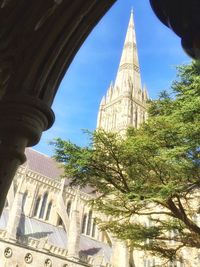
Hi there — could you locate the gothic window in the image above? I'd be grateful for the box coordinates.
[33,196,41,217]
[92,219,96,238]
[81,214,87,234]
[45,201,52,221]
[22,191,28,213]
[86,210,92,235]
[39,192,48,219]
[57,216,63,226]
[66,201,71,217]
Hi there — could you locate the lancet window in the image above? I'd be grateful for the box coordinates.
[33,196,41,217]
[22,191,28,213]
[45,201,52,221]
[66,201,71,217]
[81,214,87,234]
[39,192,48,219]
[86,210,92,235]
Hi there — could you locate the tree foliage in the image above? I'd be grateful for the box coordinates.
[52,61,200,264]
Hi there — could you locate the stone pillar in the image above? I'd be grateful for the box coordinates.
[111,239,129,267]
[6,174,24,239]
[0,96,54,216]
[67,190,81,259]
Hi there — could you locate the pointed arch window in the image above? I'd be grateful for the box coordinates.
[66,201,71,217]
[57,216,63,226]
[86,211,92,235]
[39,192,48,219]
[22,191,28,213]
[92,219,96,238]
[45,201,52,221]
[33,196,41,217]
[81,214,87,234]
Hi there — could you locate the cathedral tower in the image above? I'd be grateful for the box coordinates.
[97,10,148,134]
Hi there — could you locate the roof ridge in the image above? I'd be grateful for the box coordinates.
[26,147,53,159]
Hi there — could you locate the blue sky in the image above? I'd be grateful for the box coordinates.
[35,0,191,155]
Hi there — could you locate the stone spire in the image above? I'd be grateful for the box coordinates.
[97,10,148,133]
[115,9,142,95]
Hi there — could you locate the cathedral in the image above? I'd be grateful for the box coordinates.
[0,10,142,267]
[0,10,197,267]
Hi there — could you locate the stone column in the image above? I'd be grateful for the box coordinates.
[6,172,24,239]
[111,239,129,267]
[0,96,54,215]
[67,190,81,259]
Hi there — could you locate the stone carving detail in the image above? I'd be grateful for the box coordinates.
[124,42,136,50]
[24,253,33,264]
[4,247,12,258]
[45,258,52,267]
[119,63,140,73]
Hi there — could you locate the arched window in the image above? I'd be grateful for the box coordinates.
[66,201,71,217]
[22,191,28,213]
[33,196,41,217]
[86,211,92,235]
[45,201,52,221]
[92,219,96,238]
[57,216,63,226]
[81,214,87,234]
[39,192,48,219]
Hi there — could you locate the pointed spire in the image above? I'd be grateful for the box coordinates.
[115,9,142,94]
[96,10,148,133]
[143,84,149,100]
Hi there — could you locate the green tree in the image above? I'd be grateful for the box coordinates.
[52,61,200,265]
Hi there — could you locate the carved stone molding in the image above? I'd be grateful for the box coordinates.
[24,253,33,264]
[4,247,12,258]
[45,258,52,267]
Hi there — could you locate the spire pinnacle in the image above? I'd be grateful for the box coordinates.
[131,7,134,15]
[114,9,141,91]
